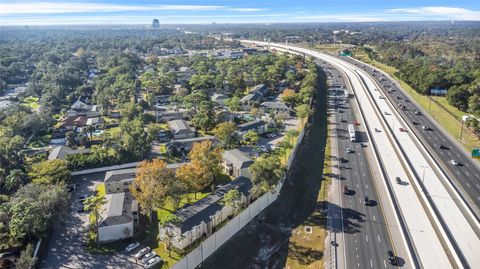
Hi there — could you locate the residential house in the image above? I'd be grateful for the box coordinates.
[58,115,87,131]
[240,92,263,111]
[210,93,228,105]
[98,192,138,243]
[48,146,90,160]
[159,177,252,250]
[156,108,192,122]
[175,66,196,84]
[222,149,253,178]
[237,120,268,136]
[168,119,195,140]
[86,117,104,126]
[250,84,269,96]
[277,79,289,92]
[260,101,293,119]
[104,163,184,194]
[167,136,217,154]
[215,108,235,123]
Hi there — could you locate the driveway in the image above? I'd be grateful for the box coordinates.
[40,172,143,269]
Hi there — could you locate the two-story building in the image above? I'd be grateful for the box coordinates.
[98,192,139,243]
[222,149,253,178]
[168,119,196,140]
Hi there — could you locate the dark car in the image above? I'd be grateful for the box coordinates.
[395,177,401,184]
[439,144,448,150]
[343,186,349,195]
[364,196,369,205]
[387,250,397,265]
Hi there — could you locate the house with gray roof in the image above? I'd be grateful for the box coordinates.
[210,93,228,105]
[104,163,185,194]
[48,146,90,160]
[98,192,138,243]
[260,101,293,119]
[167,135,217,153]
[236,120,268,136]
[159,177,252,250]
[168,119,195,140]
[240,92,263,111]
[222,149,253,178]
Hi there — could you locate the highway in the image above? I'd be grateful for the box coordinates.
[241,40,480,268]
[325,66,398,269]
[344,57,480,220]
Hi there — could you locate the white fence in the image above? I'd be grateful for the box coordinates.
[171,183,282,269]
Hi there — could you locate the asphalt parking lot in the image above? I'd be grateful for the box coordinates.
[40,172,143,269]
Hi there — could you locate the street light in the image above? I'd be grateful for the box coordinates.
[420,165,429,191]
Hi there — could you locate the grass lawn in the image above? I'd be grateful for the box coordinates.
[353,49,479,151]
[28,134,51,148]
[22,96,39,110]
[284,113,332,269]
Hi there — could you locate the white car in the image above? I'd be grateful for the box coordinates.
[125,242,140,253]
[450,160,459,166]
[134,247,151,259]
[141,252,156,264]
[144,256,163,269]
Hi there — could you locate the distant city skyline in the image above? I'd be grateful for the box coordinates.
[1,0,479,25]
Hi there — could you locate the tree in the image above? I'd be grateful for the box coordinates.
[295,104,312,124]
[222,189,242,215]
[15,244,37,269]
[446,84,471,111]
[65,131,76,146]
[281,88,298,105]
[225,96,241,114]
[249,155,285,192]
[158,214,181,258]
[191,101,216,132]
[243,130,260,146]
[277,139,293,163]
[29,159,71,185]
[176,141,222,197]
[129,159,176,218]
[4,169,28,193]
[83,195,107,244]
[213,122,237,149]
[85,125,95,141]
[118,118,151,160]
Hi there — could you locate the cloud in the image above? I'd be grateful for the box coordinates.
[0,2,264,15]
[388,6,480,20]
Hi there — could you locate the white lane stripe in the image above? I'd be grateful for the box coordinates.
[378,235,381,242]
[366,234,368,242]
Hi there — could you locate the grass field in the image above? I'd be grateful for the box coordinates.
[22,96,39,110]
[353,49,479,151]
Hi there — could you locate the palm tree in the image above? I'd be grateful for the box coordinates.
[83,195,107,245]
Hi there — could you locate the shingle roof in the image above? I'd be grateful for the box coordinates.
[168,119,194,134]
[175,177,252,233]
[223,149,253,169]
[48,146,90,160]
[100,192,136,227]
[237,120,266,132]
[104,163,187,183]
[240,92,263,103]
[260,101,290,110]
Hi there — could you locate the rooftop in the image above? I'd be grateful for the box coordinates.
[100,192,137,227]
[223,149,253,169]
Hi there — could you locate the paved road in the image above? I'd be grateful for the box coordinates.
[40,172,142,269]
[345,58,480,220]
[326,67,397,269]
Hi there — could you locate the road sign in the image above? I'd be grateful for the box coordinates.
[472,148,480,158]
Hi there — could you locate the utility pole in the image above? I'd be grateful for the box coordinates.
[459,119,464,142]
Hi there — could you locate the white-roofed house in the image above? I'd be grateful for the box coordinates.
[98,192,138,243]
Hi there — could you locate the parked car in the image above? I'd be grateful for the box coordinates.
[135,247,151,259]
[387,250,397,265]
[141,252,156,264]
[450,159,459,166]
[125,242,140,253]
[144,256,163,269]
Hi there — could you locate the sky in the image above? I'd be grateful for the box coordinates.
[0,0,479,25]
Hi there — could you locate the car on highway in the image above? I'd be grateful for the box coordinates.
[364,196,370,205]
[450,159,460,166]
[343,186,349,195]
[438,144,448,150]
[412,121,418,125]
[422,125,430,130]
[414,110,421,115]
[379,96,386,99]
[135,247,151,259]
[144,256,163,269]
[395,177,401,184]
[387,250,397,265]
[141,252,157,264]
[383,111,389,115]
[125,242,140,253]
[399,127,407,132]
[346,148,353,153]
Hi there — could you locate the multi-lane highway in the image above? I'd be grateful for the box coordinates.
[241,40,480,268]
[326,66,397,269]
[344,57,480,219]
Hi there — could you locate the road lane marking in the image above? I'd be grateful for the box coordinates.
[466,183,471,188]
[366,234,368,242]
[370,259,373,268]
[373,215,376,221]
[366,184,369,189]
[384,260,387,268]
[378,235,381,242]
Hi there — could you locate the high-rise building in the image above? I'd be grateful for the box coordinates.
[152,19,160,29]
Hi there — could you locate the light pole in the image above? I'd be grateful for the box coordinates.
[459,119,464,142]
[421,165,429,191]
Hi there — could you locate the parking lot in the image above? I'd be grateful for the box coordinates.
[40,172,143,269]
